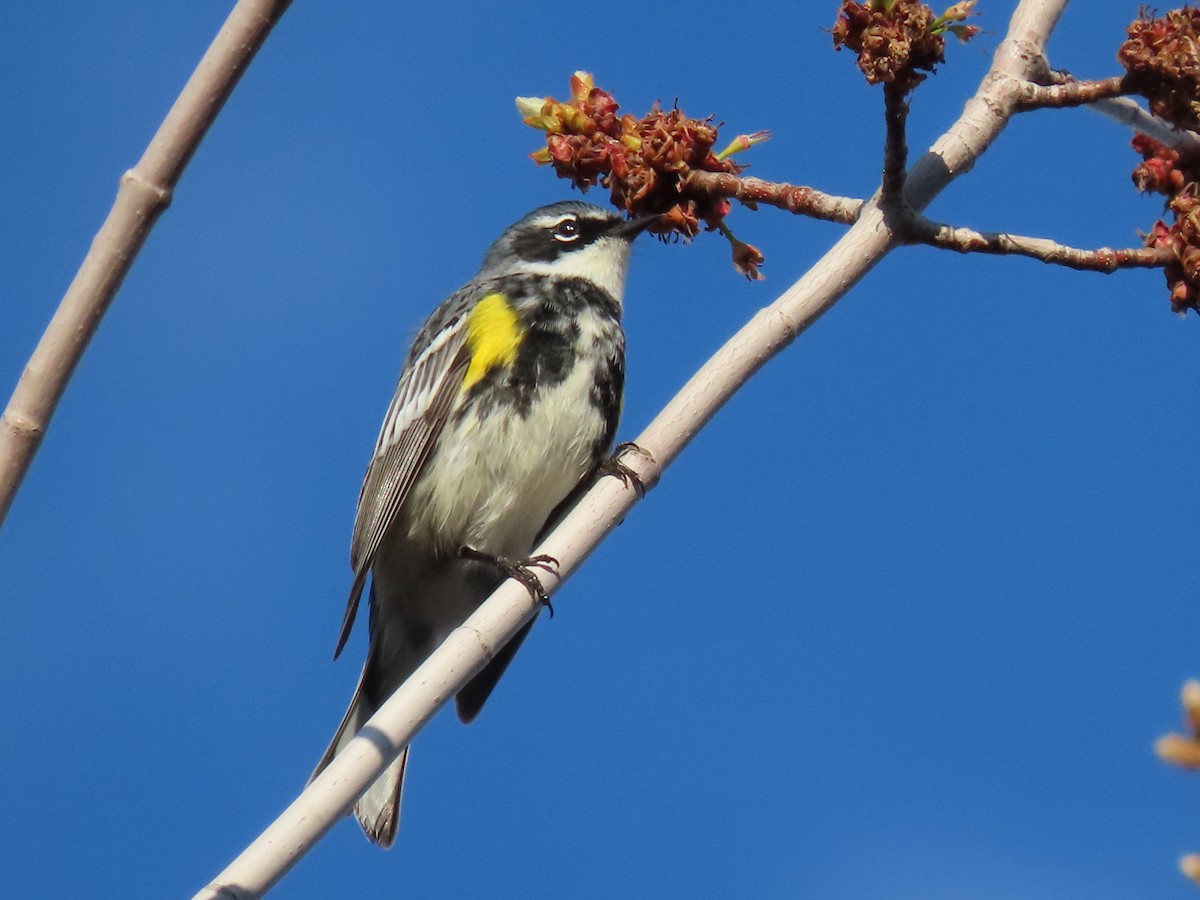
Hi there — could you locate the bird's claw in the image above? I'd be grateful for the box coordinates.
[598,441,652,498]
[460,547,560,617]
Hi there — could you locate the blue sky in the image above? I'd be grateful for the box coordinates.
[3,2,1200,897]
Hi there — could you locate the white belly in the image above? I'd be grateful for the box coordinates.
[404,359,605,558]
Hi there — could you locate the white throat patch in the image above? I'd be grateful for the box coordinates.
[521,237,631,304]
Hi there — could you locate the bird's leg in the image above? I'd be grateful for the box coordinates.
[596,441,653,498]
[459,546,560,617]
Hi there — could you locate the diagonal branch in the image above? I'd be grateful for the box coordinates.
[194,2,1071,896]
[0,0,293,529]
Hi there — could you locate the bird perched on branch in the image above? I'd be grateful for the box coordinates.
[312,201,654,847]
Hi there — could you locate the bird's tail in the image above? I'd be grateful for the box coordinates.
[310,672,408,849]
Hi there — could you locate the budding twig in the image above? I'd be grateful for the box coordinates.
[1015,75,1129,110]
[682,171,863,225]
[904,214,1173,272]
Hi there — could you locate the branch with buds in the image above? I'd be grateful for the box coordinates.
[901,216,1174,271]
[515,73,772,277]
[516,3,1200,315]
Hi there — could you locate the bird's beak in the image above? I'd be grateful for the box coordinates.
[611,214,660,239]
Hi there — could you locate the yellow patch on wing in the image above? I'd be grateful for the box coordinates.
[463,293,525,391]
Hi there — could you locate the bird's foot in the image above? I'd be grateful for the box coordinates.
[597,441,653,498]
[459,547,560,617]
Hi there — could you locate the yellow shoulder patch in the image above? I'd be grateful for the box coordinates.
[462,292,525,391]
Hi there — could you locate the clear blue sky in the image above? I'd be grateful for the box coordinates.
[3,3,1199,897]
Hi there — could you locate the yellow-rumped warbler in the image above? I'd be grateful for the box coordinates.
[312,201,653,847]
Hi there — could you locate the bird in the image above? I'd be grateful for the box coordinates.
[311,200,654,847]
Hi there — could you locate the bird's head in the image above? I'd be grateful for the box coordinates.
[478,201,656,304]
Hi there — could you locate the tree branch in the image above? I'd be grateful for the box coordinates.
[1029,67,1200,157]
[0,0,292,528]
[882,83,910,203]
[682,171,863,224]
[194,2,1071,896]
[1087,95,1200,159]
[904,214,1171,272]
[1015,75,1128,110]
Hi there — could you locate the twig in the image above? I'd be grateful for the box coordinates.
[905,215,1171,272]
[682,171,863,224]
[1088,95,1200,159]
[0,0,293,528]
[882,83,910,203]
[1015,75,1128,110]
[1035,68,1200,157]
[193,2,1071,897]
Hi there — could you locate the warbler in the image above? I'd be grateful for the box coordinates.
[312,200,654,847]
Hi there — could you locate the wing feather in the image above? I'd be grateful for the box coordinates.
[333,300,475,658]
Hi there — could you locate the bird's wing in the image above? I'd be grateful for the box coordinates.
[333,290,478,658]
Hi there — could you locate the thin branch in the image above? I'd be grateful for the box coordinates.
[682,171,863,224]
[1035,67,1200,156]
[1088,95,1200,158]
[905,214,1171,271]
[194,2,1071,897]
[0,0,293,528]
[882,83,911,203]
[1015,75,1128,110]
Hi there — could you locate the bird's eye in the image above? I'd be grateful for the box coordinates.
[551,217,580,242]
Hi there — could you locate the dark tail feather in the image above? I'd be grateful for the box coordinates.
[354,744,407,848]
[455,619,536,724]
[311,671,408,848]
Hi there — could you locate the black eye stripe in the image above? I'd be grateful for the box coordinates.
[550,215,612,251]
[507,214,621,262]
